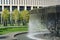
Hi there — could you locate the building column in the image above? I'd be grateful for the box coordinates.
[1,0,4,24]
[18,6,19,11]
[10,0,12,25]
[37,6,39,8]
[25,6,26,10]
[18,0,19,11]
[31,6,33,10]
[2,0,4,11]
[10,0,12,13]
[25,0,27,10]
[2,6,4,11]
[10,6,12,13]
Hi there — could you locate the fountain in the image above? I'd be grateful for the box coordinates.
[28,5,60,40]
[15,5,60,40]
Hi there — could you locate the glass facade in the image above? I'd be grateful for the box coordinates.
[12,0,14,4]
[4,0,10,4]
[12,6,17,11]
[19,0,24,5]
[39,7,42,8]
[0,0,43,11]
[12,0,18,4]
[19,6,24,11]
[27,6,31,11]
[4,6,10,11]
[33,6,37,9]
[0,0,2,4]
[0,6,2,11]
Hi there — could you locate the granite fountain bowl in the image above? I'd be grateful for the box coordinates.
[28,5,60,40]
[15,5,60,40]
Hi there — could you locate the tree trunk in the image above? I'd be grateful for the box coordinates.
[17,20,20,26]
[22,20,26,25]
[3,20,7,26]
[15,20,17,26]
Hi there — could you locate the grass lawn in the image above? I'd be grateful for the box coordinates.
[0,26,28,35]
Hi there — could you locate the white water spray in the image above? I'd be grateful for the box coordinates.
[28,14,50,40]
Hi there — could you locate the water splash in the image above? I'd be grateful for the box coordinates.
[28,14,50,40]
[28,5,60,40]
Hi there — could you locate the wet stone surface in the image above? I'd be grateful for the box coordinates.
[15,33,60,40]
[16,33,34,40]
[34,33,60,40]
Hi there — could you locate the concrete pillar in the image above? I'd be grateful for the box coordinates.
[31,6,33,10]
[25,0,27,10]
[2,0,4,11]
[25,6,26,10]
[2,6,4,11]
[10,0,12,13]
[10,6,12,13]
[13,0,14,5]
[18,0,19,11]
[18,6,19,11]
[37,6,39,8]
[1,0,4,24]
[10,0,12,25]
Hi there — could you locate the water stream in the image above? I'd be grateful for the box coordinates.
[28,6,60,40]
[28,14,50,40]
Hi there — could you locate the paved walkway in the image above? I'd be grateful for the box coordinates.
[0,32,26,40]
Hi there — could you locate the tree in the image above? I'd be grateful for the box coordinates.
[12,9,20,26]
[20,10,29,25]
[2,8,10,26]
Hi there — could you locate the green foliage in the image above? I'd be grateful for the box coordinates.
[20,10,30,22]
[1,9,30,26]
[12,9,20,20]
[2,8,9,21]
[1,8,10,26]
[12,9,20,25]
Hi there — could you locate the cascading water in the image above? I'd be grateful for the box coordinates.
[27,1,60,40]
[28,5,60,40]
[29,14,48,33]
[28,13,50,40]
